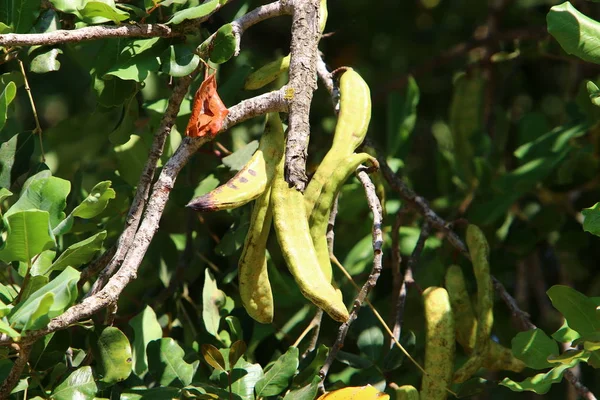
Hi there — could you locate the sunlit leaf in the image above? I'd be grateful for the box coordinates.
[92,326,133,384]
[129,305,163,376]
[255,347,299,397]
[511,329,558,369]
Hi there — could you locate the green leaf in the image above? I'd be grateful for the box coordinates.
[161,44,200,77]
[6,173,71,228]
[582,203,600,237]
[255,347,299,397]
[8,267,80,330]
[383,330,416,371]
[129,305,163,376]
[283,375,320,400]
[511,329,559,369]
[202,269,226,338]
[121,387,182,400]
[0,133,34,189]
[386,76,419,158]
[78,0,130,24]
[0,210,55,263]
[44,231,106,274]
[17,274,48,300]
[94,76,138,107]
[52,366,98,400]
[10,0,42,33]
[209,24,236,64]
[168,0,219,25]
[547,285,600,337]
[547,2,600,64]
[293,344,328,386]
[222,140,259,171]
[92,326,133,384]
[217,357,263,400]
[0,81,17,131]
[357,324,385,362]
[547,349,589,365]
[201,344,226,371]
[72,181,116,219]
[147,338,197,387]
[343,233,374,275]
[109,96,139,145]
[499,364,573,394]
[105,38,163,82]
[30,48,63,74]
[0,318,20,340]
[335,351,373,369]
[113,134,151,186]
[552,320,580,343]
[0,188,13,203]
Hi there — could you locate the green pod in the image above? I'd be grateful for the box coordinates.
[395,385,419,400]
[308,153,377,282]
[319,0,328,33]
[238,186,274,324]
[304,68,371,214]
[420,287,455,400]
[445,265,525,374]
[272,150,349,323]
[187,113,284,212]
[244,54,291,91]
[451,225,493,383]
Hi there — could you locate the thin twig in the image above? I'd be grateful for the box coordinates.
[231,1,291,56]
[284,0,321,191]
[389,207,405,346]
[17,59,44,161]
[0,24,178,46]
[393,223,430,346]
[318,168,383,387]
[0,344,32,399]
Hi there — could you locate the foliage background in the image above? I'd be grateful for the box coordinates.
[2,0,600,398]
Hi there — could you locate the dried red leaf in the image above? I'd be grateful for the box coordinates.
[185,66,229,138]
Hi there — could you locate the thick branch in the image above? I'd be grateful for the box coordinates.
[0,24,177,47]
[319,169,383,384]
[0,344,32,399]
[285,0,320,191]
[231,0,291,55]
[16,89,287,344]
[83,73,197,294]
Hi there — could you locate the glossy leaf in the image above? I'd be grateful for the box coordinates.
[202,269,226,338]
[582,202,600,237]
[105,38,164,82]
[129,305,163,376]
[44,231,106,274]
[511,329,558,369]
[547,285,600,336]
[92,326,133,384]
[78,0,130,24]
[28,250,55,277]
[218,357,263,400]
[255,347,299,397]
[30,48,63,73]
[201,344,226,371]
[386,75,419,158]
[209,24,236,64]
[283,376,320,400]
[0,210,55,263]
[162,44,200,77]
[0,133,34,189]
[72,181,116,219]
[547,2,600,64]
[0,81,17,131]
[6,172,70,228]
[500,364,573,394]
[52,366,98,400]
[229,340,247,368]
[8,267,79,330]
[357,324,385,362]
[168,0,219,25]
[147,338,196,387]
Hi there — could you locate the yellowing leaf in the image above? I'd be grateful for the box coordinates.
[317,385,390,400]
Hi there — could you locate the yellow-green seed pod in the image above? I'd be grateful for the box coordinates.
[238,186,274,324]
[244,54,291,91]
[420,287,455,400]
[395,385,419,400]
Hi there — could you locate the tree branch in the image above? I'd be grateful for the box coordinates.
[231,0,291,55]
[0,344,32,399]
[0,24,178,47]
[284,0,321,191]
[15,88,287,345]
[319,168,383,386]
